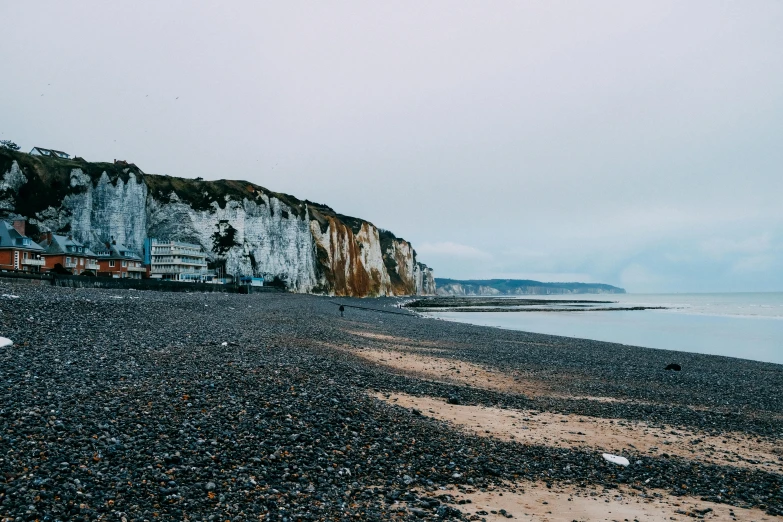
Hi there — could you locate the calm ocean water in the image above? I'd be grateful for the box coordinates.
[428,293,783,365]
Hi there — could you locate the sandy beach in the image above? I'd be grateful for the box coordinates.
[0,284,781,520]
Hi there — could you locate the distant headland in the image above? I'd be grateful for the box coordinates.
[435,278,626,296]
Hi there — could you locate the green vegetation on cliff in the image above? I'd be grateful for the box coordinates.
[0,149,143,224]
[0,148,377,229]
[0,149,434,296]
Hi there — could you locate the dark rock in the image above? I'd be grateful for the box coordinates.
[436,504,463,518]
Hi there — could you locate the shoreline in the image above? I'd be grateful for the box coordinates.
[1,284,781,519]
[414,306,669,312]
[419,305,783,366]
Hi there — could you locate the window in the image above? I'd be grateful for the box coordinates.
[79,258,83,265]
[23,252,28,259]
[109,260,115,267]
[122,260,128,267]
[66,257,71,264]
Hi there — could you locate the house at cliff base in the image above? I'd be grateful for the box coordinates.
[0,218,46,272]
[37,233,100,275]
[94,240,145,279]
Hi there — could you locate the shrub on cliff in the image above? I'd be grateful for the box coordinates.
[211,221,240,255]
[267,276,287,290]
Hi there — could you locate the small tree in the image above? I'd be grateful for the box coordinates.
[52,263,72,275]
[211,221,240,256]
[0,140,20,151]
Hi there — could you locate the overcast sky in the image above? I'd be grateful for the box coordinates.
[2,1,782,292]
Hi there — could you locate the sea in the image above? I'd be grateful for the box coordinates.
[427,292,783,365]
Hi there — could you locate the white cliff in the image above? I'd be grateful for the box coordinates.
[59,170,149,250]
[0,154,435,296]
[147,192,319,292]
[414,263,436,296]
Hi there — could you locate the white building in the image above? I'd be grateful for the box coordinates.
[29,147,71,159]
[146,239,214,282]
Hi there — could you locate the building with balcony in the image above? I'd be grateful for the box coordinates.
[144,239,214,282]
[0,218,46,272]
[37,233,100,275]
[94,240,145,279]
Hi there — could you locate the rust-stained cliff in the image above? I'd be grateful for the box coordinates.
[0,149,435,296]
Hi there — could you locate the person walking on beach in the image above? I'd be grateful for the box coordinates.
[339,305,345,317]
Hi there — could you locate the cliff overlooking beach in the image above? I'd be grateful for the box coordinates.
[0,149,434,296]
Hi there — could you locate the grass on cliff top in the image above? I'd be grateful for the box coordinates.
[1,149,144,183]
[144,174,283,213]
[0,148,407,246]
[0,149,146,221]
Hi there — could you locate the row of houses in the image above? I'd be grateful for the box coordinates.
[0,218,146,278]
[6,146,261,284]
[0,217,237,283]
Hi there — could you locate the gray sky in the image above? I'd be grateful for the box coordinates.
[3,1,782,292]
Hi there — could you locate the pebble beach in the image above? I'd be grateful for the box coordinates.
[1,284,781,521]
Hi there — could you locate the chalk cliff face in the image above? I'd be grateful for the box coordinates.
[0,150,434,296]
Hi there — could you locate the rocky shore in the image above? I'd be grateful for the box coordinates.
[0,284,781,521]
